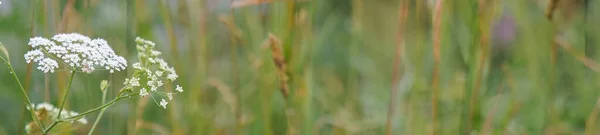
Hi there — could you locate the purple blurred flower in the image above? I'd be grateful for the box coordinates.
[491,12,517,51]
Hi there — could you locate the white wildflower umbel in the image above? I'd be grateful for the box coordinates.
[24,33,127,73]
[125,37,183,109]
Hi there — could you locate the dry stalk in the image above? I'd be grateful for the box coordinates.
[431,0,444,134]
[266,34,289,99]
[585,98,600,135]
[555,39,600,73]
[545,0,560,20]
[231,0,310,8]
[481,81,505,135]
[208,78,239,114]
[385,0,408,134]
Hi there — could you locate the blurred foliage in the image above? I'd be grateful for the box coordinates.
[0,0,599,134]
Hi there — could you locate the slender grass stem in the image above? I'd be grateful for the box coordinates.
[88,86,109,135]
[431,0,444,134]
[55,71,76,122]
[0,57,44,134]
[585,98,600,135]
[43,70,76,135]
[385,0,407,134]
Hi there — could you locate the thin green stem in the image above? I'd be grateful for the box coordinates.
[88,87,109,135]
[43,92,139,133]
[42,120,61,134]
[55,71,76,120]
[0,57,44,134]
[43,70,76,135]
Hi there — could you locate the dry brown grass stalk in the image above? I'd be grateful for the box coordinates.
[545,0,560,20]
[218,15,248,45]
[481,80,505,135]
[385,0,408,134]
[585,98,600,135]
[431,0,444,134]
[466,0,493,133]
[208,78,239,114]
[231,0,310,8]
[555,39,600,73]
[266,34,289,99]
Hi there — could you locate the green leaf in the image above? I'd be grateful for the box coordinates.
[0,42,9,62]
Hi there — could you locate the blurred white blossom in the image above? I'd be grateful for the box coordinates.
[25,102,87,134]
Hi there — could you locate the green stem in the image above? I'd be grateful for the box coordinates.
[43,92,139,134]
[88,87,109,135]
[43,70,75,135]
[55,71,76,121]
[0,57,44,134]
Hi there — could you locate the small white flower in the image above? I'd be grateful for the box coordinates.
[156,59,168,69]
[130,77,140,87]
[48,46,67,56]
[148,58,156,64]
[37,58,59,73]
[140,88,148,97]
[133,62,143,69]
[167,73,178,82]
[167,93,173,100]
[156,80,163,87]
[77,117,88,124]
[81,63,95,74]
[24,49,44,63]
[25,125,31,134]
[176,85,183,93]
[123,78,130,85]
[159,99,168,109]
[147,80,155,87]
[151,50,162,56]
[28,37,55,48]
[155,71,163,76]
[36,102,55,111]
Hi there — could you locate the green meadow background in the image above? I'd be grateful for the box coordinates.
[1,0,600,134]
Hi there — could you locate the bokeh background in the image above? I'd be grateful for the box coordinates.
[1,0,600,134]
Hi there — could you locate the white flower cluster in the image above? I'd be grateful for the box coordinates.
[123,37,183,109]
[24,33,127,73]
[25,103,88,134]
[27,103,88,124]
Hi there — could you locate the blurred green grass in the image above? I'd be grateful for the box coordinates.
[0,0,599,134]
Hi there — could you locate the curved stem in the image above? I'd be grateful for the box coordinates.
[0,57,44,133]
[56,71,76,120]
[43,92,139,133]
[43,71,75,135]
[88,87,109,135]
